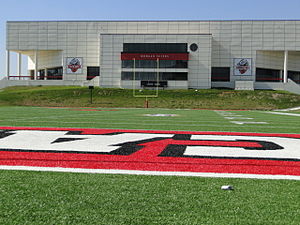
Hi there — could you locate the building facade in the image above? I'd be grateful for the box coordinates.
[4,20,300,91]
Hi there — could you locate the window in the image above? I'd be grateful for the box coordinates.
[122,60,188,68]
[256,68,281,82]
[288,71,300,84]
[121,72,188,81]
[160,72,188,80]
[211,67,230,82]
[159,60,188,68]
[122,60,134,68]
[87,67,100,80]
[47,67,63,80]
[30,70,34,80]
[123,43,188,53]
[38,70,45,80]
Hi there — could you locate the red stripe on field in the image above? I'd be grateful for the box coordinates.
[0,150,299,176]
[0,127,300,177]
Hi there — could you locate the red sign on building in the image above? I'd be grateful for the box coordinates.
[121,53,189,60]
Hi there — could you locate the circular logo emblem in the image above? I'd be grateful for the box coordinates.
[67,58,82,73]
[190,43,198,52]
[236,59,250,74]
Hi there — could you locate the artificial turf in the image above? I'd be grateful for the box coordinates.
[0,106,299,224]
[0,106,299,133]
[0,170,299,225]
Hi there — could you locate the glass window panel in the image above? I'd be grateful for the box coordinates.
[47,67,63,80]
[123,43,187,53]
[87,67,100,80]
[121,72,133,80]
[122,60,133,68]
[288,70,300,84]
[256,68,281,82]
[159,60,188,68]
[121,72,187,81]
[38,69,45,80]
[211,67,230,82]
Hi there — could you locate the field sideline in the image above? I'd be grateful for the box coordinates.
[0,106,299,224]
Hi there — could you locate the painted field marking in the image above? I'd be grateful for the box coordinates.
[215,110,268,125]
[0,127,299,180]
[0,166,299,180]
[144,114,178,117]
[225,117,253,120]
[231,121,268,125]
[276,106,300,111]
[266,112,300,117]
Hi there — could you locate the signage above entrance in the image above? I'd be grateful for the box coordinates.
[121,53,189,61]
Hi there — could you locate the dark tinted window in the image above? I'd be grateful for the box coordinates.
[47,67,63,80]
[159,60,188,68]
[211,67,230,82]
[87,67,100,80]
[38,69,45,80]
[30,70,34,80]
[288,71,300,84]
[121,72,187,81]
[256,68,281,82]
[122,60,188,68]
[123,43,188,53]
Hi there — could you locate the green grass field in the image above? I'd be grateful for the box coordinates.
[0,106,300,224]
[1,86,300,110]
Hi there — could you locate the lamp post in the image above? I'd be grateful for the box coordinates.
[89,86,94,104]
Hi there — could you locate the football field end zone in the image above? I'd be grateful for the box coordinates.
[0,166,300,180]
[0,126,299,180]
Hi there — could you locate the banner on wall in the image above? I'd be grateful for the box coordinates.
[234,58,252,76]
[66,57,83,74]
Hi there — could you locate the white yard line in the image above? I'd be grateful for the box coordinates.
[275,106,300,112]
[1,166,299,180]
[215,110,269,125]
[266,112,300,117]
[230,121,268,125]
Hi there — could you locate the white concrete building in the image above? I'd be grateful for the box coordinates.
[3,20,300,93]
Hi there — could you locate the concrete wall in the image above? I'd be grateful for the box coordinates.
[100,34,211,89]
[6,20,300,89]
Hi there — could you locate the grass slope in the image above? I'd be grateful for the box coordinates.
[1,86,300,110]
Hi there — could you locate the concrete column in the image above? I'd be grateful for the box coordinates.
[34,50,38,80]
[44,68,47,80]
[6,50,10,78]
[17,53,22,77]
[283,50,288,83]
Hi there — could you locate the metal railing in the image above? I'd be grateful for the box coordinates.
[7,75,63,80]
[7,75,32,80]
